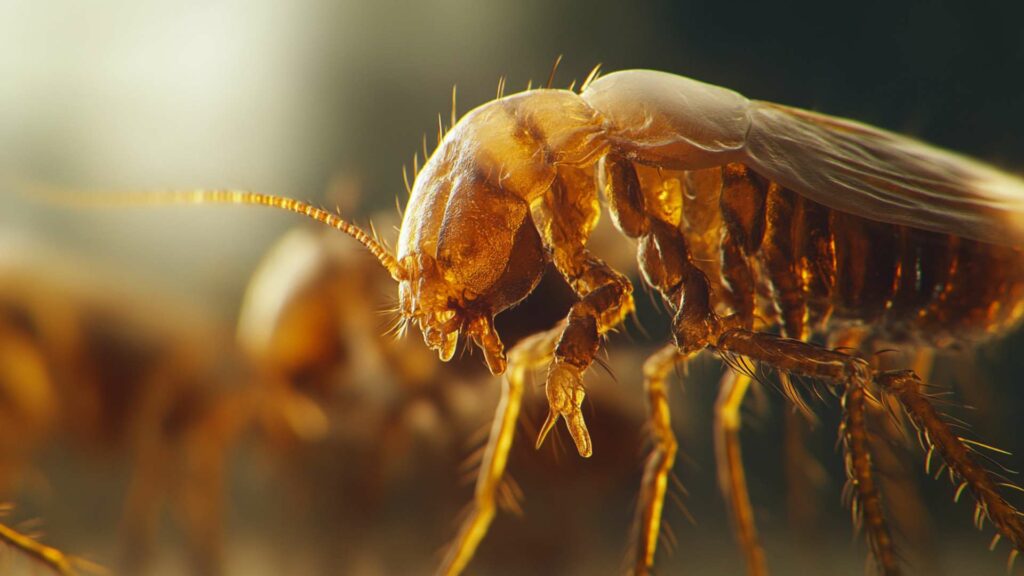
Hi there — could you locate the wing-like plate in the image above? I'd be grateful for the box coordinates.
[742,101,1024,247]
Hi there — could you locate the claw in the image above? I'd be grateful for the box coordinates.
[535,362,593,457]
[536,409,559,450]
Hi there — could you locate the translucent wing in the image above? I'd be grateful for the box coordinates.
[742,101,1024,247]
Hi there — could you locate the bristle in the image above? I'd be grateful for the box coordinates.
[546,54,563,89]
[881,370,1024,556]
[401,165,412,195]
[779,371,814,421]
[580,63,603,93]
[954,481,970,503]
[451,84,458,127]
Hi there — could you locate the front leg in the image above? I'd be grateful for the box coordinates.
[535,246,634,457]
[530,169,635,458]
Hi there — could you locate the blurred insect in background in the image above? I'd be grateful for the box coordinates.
[237,220,495,574]
[56,65,1024,576]
[0,239,251,576]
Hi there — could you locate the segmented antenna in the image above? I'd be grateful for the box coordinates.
[46,188,405,281]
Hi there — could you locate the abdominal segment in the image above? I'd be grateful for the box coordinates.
[629,162,1024,346]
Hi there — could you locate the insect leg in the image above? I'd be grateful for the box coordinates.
[707,331,901,574]
[711,330,1024,572]
[634,343,689,574]
[715,368,769,576]
[841,376,901,575]
[532,217,634,456]
[440,328,557,576]
[876,370,1024,559]
[866,347,939,573]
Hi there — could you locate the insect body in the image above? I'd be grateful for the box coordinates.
[394,70,1024,575]
[78,68,1024,575]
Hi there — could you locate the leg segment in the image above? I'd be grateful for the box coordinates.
[878,370,1024,553]
[440,328,558,576]
[531,168,636,457]
[715,331,900,574]
[712,330,1024,571]
[867,348,939,573]
[715,369,768,576]
[634,344,687,574]
[842,381,900,575]
[536,248,634,458]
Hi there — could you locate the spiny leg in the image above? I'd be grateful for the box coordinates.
[439,328,558,576]
[711,330,903,571]
[841,379,901,575]
[715,331,901,574]
[867,347,938,573]
[715,330,1024,571]
[715,368,769,576]
[878,370,1024,558]
[634,344,688,574]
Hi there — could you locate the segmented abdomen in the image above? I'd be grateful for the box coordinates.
[636,162,1024,347]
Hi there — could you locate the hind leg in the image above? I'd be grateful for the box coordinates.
[711,329,1024,574]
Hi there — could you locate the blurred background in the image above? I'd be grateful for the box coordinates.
[1,0,1024,574]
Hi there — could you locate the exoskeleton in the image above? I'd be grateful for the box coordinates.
[82,68,1024,575]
